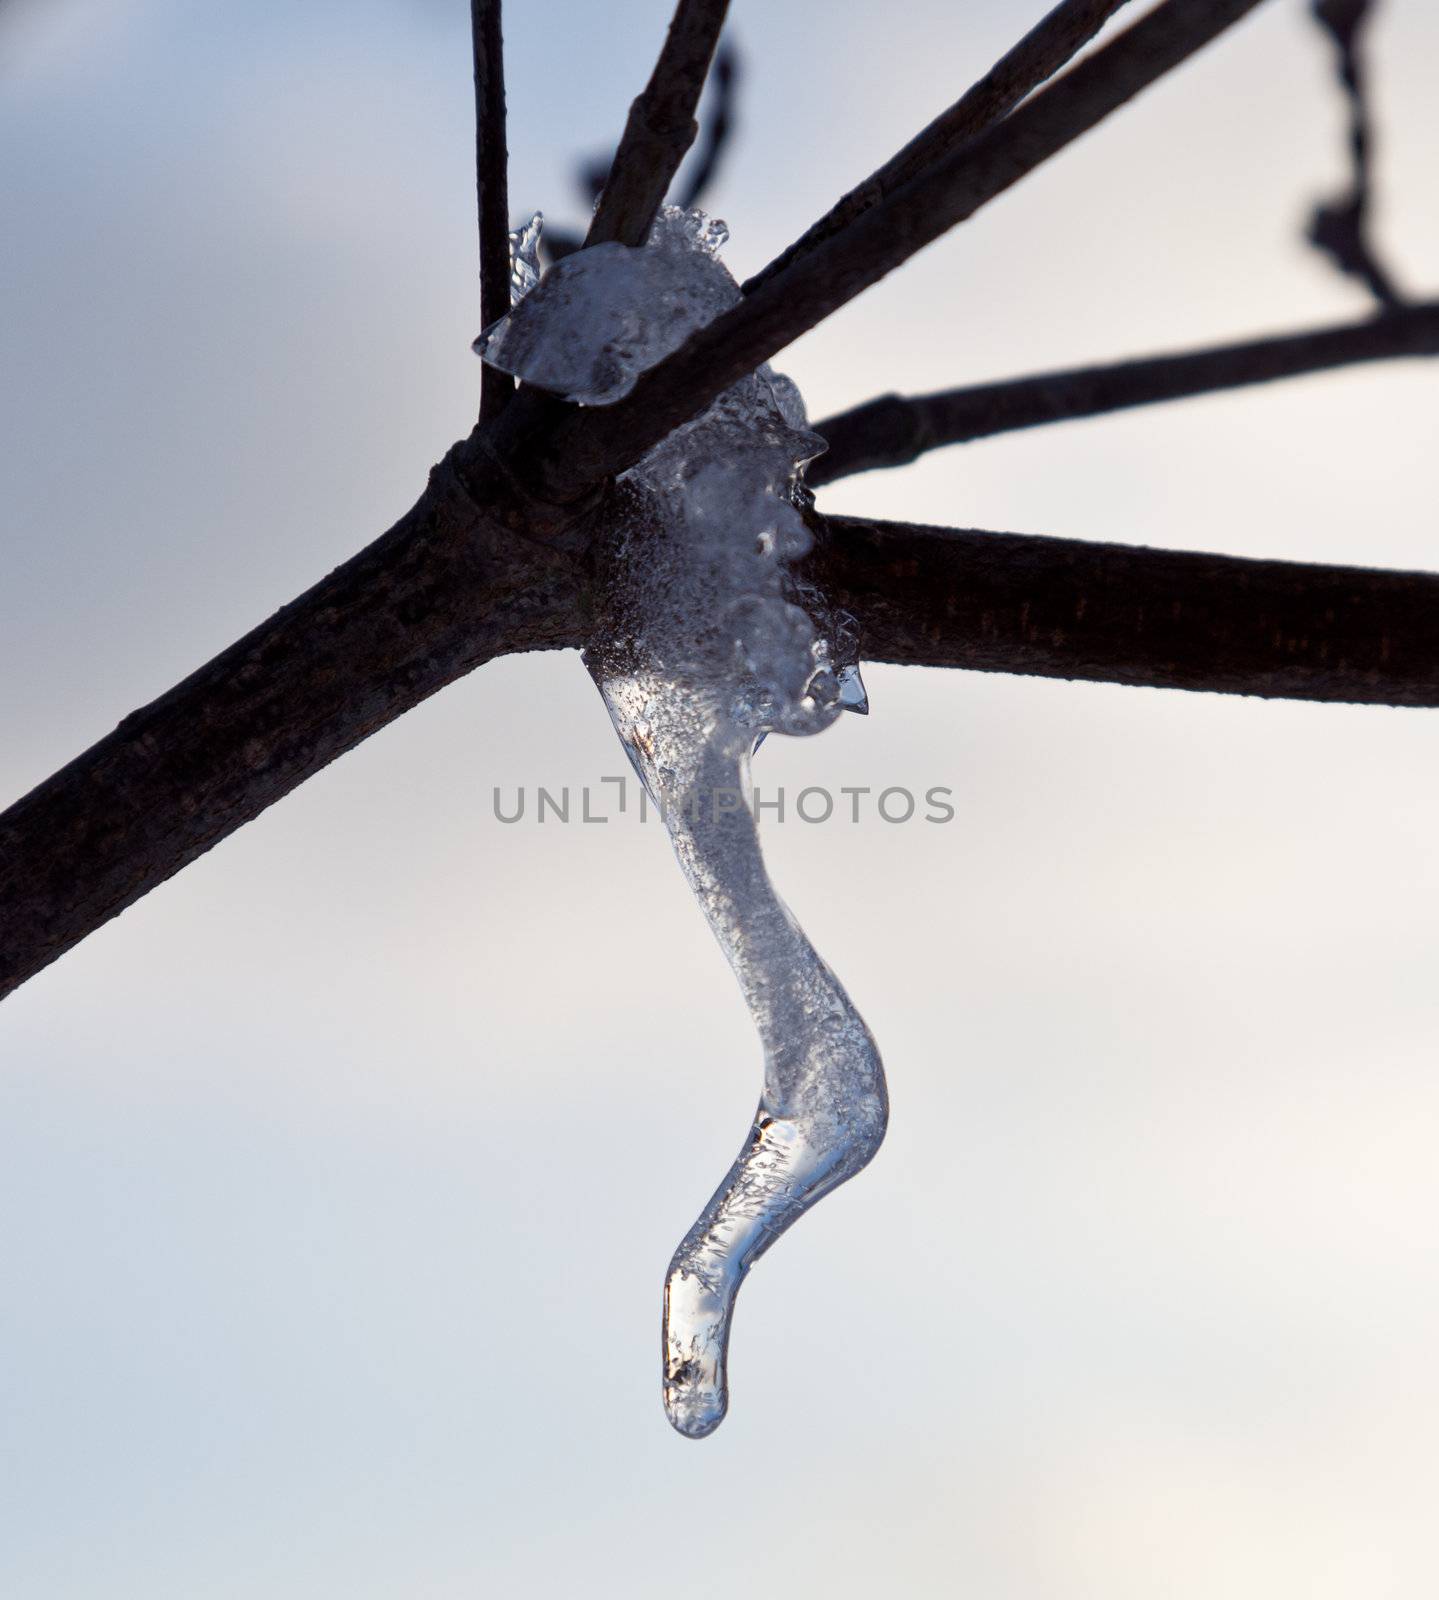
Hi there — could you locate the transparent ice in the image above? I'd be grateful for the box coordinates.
[506,209,543,303]
[475,206,735,405]
[476,208,887,1438]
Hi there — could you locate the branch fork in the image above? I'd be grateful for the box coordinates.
[6,0,1435,1003]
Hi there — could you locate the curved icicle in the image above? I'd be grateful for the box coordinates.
[476,202,887,1436]
[594,671,888,1438]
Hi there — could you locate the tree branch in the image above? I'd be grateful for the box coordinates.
[816,513,1439,705]
[808,301,1439,483]
[0,0,1353,1007]
[524,0,1268,506]
[584,0,730,249]
[1308,0,1404,308]
[10,472,1439,1002]
[746,0,1134,296]
[471,0,514,422]
[675,38,739,211]
[0,454,583,1003]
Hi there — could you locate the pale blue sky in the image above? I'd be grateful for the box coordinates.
[4,3,1439,1596]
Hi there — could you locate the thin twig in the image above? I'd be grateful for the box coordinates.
[11,0,1395,1009]
[517,0,1268,504]
[748,0,1133,295]
[545,28,738,266]
[1308,0,1404,307]
[808,301,1439,483]
[816,513,1439,705]
[585,0,730,249]
[676,38,739,210]
[471,0,513,421]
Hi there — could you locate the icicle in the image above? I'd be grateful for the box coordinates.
[477,208,886,1438]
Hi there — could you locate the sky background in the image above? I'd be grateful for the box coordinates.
[3,1,1439,1595]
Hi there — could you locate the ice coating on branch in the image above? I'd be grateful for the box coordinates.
[481,208,885,1439]
[475,207,735,406]
[507,211,543,304]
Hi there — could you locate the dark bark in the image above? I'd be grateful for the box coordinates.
[809,302,1439,483]
[1308,0,1403,307]
[10,477,1439,1002]
[526,0,1267,507]
[8,0,1421,1009]
[675,39,739,211]
[471,0,514,421]
[818,513,1439,705]
[746,0,1134,296]
[584,0,730,249]
[0,449,583,1002]
[536,17,736,265]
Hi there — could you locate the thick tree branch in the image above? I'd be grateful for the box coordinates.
[808,301,1439,482]
[523,0,1267,506]
[0,0,1373,1008]
[0,455,583,1002]
[471,0,513,421]
[747,0,1133,296]
[10,473,1439,1001]
[817,513,1439,705]
[584,0,730,249]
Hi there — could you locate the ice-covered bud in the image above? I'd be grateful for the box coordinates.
[483,202,855,742]
[474,208,736,407]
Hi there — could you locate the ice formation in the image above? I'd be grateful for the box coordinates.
[476,209,887,1438]
[506,209,543,303]
[476,206,734,405]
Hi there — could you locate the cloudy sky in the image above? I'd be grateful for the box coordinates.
[3,2,1439,1595]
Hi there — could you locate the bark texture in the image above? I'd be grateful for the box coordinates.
[809,303,1439,482]
[0,448,583,1001]
[527,0,1267,506]
[819,514,1439,704]
[584,0,730,249]
[472,0,515,420]
[746,0,1133,295]
[10,0,1433,1010]
[10,485,1439,1003]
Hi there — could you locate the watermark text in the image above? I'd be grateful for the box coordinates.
[491,777,955,826]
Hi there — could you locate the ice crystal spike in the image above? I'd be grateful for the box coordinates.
[838,662,869,714]
[491,206,885,1437]
[508,211,543,303]
[470,213,543,364]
